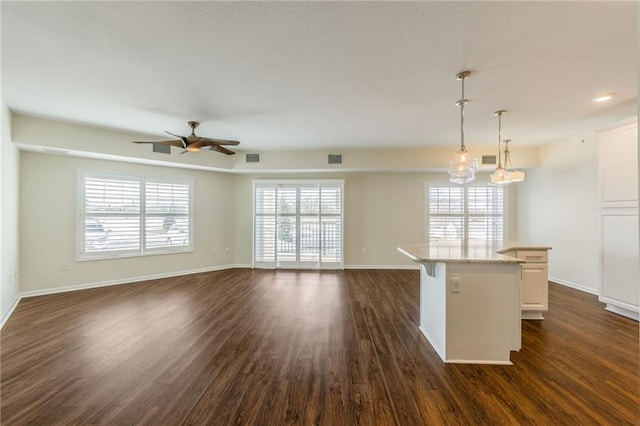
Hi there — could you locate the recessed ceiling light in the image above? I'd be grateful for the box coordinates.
[592,93,614,103]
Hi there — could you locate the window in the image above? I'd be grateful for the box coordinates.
[79,172,192,259]
[253,180,343,269]
[426,185,505,242]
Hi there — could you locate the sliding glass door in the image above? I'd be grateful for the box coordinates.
[253,180,343,269]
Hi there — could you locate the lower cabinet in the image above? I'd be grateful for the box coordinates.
[521,263,549,311]
[504,249,550,320]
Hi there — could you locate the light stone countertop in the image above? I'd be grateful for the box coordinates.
[397,241,552,264]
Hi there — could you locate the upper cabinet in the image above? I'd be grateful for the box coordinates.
[597,118,638,208]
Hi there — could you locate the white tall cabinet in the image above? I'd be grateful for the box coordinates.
[597,118,639,321]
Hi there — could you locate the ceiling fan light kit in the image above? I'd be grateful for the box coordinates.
[133,121,240,155]
[447,70,525,185]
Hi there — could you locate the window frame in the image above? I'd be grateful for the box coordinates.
[77,171,194,261]
[252,179,344,269]
[424,182,508,243]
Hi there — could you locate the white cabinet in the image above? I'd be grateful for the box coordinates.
[598,119,638,208]
[503,249,550,319]
[521,263,549,312]
[517,250,549,319]
[597,118,639,321]
[599,212,639,319]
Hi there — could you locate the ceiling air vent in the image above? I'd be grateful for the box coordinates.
[482,155,497,165]
[328,154,342,164]
[246,153,260,163]
[152,143,171,154]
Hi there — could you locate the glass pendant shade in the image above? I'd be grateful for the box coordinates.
[507,170,525,182]
[489,165,512,186]
[448,150,478,184]
[448,71,477,184]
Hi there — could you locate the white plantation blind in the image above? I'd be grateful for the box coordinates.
[320,186,343,264]
[145,181,191,250]
[79,173,193,259]
[254,186,277,263]
[426,185,505,242]
[83,176,141,254]
[253,180,344,269]
[467,187,504,242]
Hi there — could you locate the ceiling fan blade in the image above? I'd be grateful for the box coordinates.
[208,145,236,155]
[199,137,240,146]
[165,131,188,149]
[133,140,185,148]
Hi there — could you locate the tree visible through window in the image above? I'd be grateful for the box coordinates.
[253,180,343,269]
[426,186,505,243]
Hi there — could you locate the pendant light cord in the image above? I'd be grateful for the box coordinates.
[460,77,465,152]
[504,140,513,168]
[497,112,503,167]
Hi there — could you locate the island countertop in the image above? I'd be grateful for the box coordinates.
[397,241,552,264]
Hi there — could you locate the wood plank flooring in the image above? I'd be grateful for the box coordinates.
[1,269,638,425]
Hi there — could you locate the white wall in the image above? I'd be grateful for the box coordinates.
[1,103,21,323]
[19,157,519,296]
[229,145,540,173]
[20,151,238,293]
[233,171,509,268]
[516,132,600,293]
[14,115,521,295]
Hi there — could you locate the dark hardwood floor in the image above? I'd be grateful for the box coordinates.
[1,269,638,425]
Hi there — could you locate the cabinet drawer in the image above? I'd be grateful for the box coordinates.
[516,250,548,263]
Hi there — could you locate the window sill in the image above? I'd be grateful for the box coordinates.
[77,247,195,262]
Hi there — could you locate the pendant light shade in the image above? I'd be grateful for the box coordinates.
[489,110,512,186]
[448,71,478,184]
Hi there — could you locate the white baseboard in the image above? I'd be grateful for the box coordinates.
[20,263,246,299]
[604,304,640,321]
[231,263,252,269]
[344,264,420,270]
[548,276,599,295]
[0,295,22,329]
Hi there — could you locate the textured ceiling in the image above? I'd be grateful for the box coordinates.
[1,1,637,151]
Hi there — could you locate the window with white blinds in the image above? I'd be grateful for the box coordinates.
[426,185,505,243]
[253,180,343,269]
[79,173,193,260]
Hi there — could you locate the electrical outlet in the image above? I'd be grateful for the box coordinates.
[361,247,366,254]
[451,277,461,293]
[212,248,218,255]
[59,261,70,271]
[224,247,230,253]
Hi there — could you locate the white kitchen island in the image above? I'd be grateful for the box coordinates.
[398,241,549,365]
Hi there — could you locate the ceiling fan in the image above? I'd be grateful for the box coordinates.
[133,121,239,155]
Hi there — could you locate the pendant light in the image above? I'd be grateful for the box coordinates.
[503,139,525,182]
[489,110,512,186]
[448,71,478,184]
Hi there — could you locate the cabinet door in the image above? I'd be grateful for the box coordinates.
[521,264,549,311]
[601,213,639,311]
[598,120,638,207]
